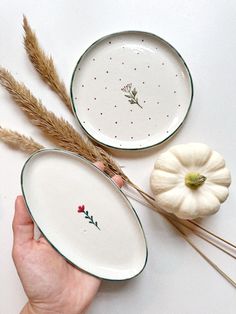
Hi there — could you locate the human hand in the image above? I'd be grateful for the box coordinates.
[12,162,124,314]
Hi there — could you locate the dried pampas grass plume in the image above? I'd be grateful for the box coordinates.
[23,15,72,113]
[0,126,44,154]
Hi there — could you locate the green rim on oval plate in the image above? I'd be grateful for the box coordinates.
[21,149,148,280]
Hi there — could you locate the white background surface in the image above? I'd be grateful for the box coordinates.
[0,1,236,313]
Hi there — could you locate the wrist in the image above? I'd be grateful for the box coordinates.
[21,302,85,314]
[20,302,60,314]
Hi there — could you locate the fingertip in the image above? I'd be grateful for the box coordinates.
[14,195,32,224]
[112,175,124,188]
[94,161,105,172]
[13,195,34,246]
[15,195,25,209]
[16,194,23,202]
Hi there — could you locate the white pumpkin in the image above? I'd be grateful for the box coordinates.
[150,143,231,220]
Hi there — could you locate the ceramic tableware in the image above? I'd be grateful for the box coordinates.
[71,31,193,150]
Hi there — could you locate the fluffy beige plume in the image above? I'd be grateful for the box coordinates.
[23,16,72,113]
[0,126,44,153]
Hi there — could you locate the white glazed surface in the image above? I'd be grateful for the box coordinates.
[71,31,192,149]
[21,150,147,280]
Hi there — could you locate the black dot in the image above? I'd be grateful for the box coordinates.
[162,62,165,65]
[82,84,84,87]
[93,58,95,61]
[75,97,77,100]
[144,101,146,103]
[106,70,109,74]
[94,97,96,100]
[122,62,124,65]
[100,112,103,115]
[148,134,150,136]
[94,77,96,80]
[98,128,101,131]
[166,131,169,133]
[176,74,178,77]
[78,68,81,70]
[178,104,181,107]
[130,109,133,112]
[148,117,151,120]
[174,91,176,93]
[105,87,107,89]
[131,136,133,139]
[109,57,112,60]
[134,68,137,70]
[137,52,140,55]
[122,46,125,49]
[83,121,85,123]
[115,135,117,138]
[131,121,133,124]
[115,121,118,124]
[158,85,160,87]
[87,108,90,111]
[147,65,150,68]
[120,144,122,146]
[157,101,160,104]
[109,41,111,44]
[114,105,117,108]
[166,114,169,117]
[119,78,122,81]
[141,39,144,42]
[142,81,145,84]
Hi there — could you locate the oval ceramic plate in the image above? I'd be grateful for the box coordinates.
[71,31,193,150]
[21,149,147,280]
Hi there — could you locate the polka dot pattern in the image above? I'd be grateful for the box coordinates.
[71,31,193,150]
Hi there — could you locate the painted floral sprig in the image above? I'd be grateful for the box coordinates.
[77,205,100,230]
[121,83,143,109]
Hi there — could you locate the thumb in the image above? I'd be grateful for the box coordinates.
[12,195,34,247]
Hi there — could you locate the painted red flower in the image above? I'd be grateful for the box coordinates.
[77,205,85,213]
[77,204,100,230]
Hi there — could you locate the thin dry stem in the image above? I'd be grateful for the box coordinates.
[168,217,236,289]
[188,220,236,249]
[124,188,236,287]
[124,187,236,254]
[23,16,72,113]
[0,126,44,154]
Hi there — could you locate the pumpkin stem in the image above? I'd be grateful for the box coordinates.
[185,172,206,189]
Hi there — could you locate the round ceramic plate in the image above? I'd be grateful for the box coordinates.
[21,149,147,280]
[71,31,193,150]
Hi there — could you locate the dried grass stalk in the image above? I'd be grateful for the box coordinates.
[23,16,72,113]
[0,67,128,180]
[0,126,44,154]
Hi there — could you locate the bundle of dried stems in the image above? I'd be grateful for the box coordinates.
[0,67,129,182]
[0,16,235,288]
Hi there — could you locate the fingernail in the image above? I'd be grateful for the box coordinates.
[16,195,23,201]
[94,161,105,171]
[112,175,124,188]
